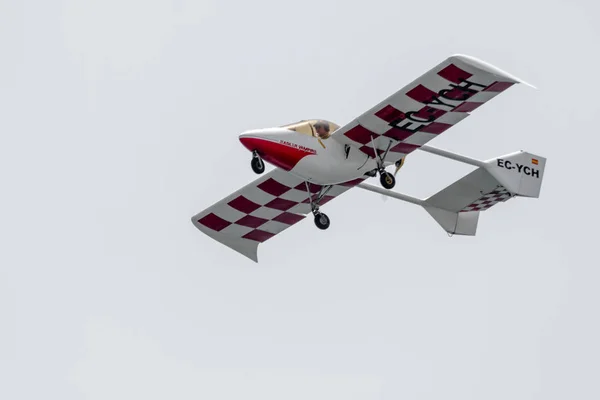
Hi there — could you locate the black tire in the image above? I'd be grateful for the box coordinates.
[251,157,265,174]
[380,171,395,189]
[314,212,330,230]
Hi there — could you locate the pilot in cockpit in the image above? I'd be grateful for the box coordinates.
[314,121,330,139]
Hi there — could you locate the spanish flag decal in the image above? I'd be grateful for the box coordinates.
[532,158,539,165]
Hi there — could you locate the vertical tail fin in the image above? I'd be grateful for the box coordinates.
[484,151,546,198]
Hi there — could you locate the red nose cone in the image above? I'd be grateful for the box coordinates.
[238,135,314,171]
[239,135,259,152]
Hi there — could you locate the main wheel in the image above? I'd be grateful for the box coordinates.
[251,156,265,174]
[380,171,395,189]
[314,212,330,230]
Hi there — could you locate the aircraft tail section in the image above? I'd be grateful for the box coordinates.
[483,151,546,198]
[423,150,546,235]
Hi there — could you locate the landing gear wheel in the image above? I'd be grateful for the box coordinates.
[380,171,395,189]
[314,212,330,230]
[251,156,265,174]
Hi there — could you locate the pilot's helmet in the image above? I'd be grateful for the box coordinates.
[314,120,330,132]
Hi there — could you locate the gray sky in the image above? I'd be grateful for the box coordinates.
[1,0,599,399]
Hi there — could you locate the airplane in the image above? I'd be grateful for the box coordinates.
[191,54,546,262]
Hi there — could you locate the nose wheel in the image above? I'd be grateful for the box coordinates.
[250,151,265,174]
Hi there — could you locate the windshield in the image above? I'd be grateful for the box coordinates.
[281,119,339,140]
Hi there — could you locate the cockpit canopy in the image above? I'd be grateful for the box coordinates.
[280,119,340,140]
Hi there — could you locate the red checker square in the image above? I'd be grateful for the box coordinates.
[257,178,292,197]
[228,195,261,214]
[375,105,406,123]
[406,84,438,104]
[294,182,322,193]
[419,122,452,134]
[382,126,414,141]
[390,142,420,154]
[319,195,335,205]
[198,213,231,232]
[243,229,275,243]
[453,102,483,113]
[265,197,297,211]
[273,212,305,225]
[484,81,514,92]
[235,214,268,229]
[358,145,385,159]
[345,125,379,145]
[438,63,472,84]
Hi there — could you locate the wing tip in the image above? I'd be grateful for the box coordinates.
[450,53,537,89]
[190,214,260,263]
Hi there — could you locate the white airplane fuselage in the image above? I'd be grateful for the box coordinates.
[239,127,380,185]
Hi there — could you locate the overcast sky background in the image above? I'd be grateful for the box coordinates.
[2,0,599,399]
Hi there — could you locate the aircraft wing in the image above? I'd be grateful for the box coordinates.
[191,169,364,262]
[331,54,532,164]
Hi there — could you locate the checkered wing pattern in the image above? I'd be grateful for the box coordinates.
[332,55,525,163]
[460,187,512,212]
[191,169,365,262]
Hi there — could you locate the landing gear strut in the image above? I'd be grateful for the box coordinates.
[370,136,396,190]
[304,182,332,230]
[250,151,265,174]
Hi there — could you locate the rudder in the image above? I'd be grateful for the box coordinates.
[485,151,546,198]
